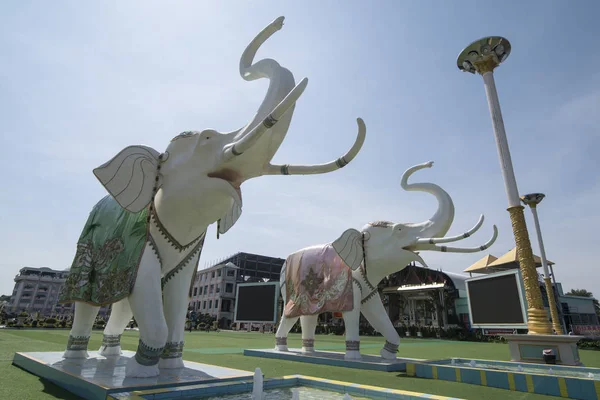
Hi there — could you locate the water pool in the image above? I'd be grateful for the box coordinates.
[202,386,371,399]
[447,359,600,380]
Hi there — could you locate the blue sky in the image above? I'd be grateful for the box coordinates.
[1,1,598,298]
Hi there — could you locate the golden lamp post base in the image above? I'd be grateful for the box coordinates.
[507,206,553,336]
[525,308,554,336]
[544,277,564,334]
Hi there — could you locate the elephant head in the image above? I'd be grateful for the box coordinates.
[332,161,497,277]
[91,16,366,236]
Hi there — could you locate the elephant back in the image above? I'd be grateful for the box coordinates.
[283,244,354,318]
[58,195,150,306]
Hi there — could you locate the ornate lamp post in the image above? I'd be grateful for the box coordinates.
[521,193,564,334]
[457,37,553,335]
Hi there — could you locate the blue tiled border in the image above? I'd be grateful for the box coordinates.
[406,359,600,400]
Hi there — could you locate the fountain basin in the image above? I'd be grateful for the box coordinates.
[406,358,600,400]
[109,374,465,399]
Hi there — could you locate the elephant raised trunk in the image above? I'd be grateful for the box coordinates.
[401,161,455,239]
[221,16,366,180]
[402,162,497,254]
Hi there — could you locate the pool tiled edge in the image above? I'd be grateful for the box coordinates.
[109,374,466,399]
[405,359,600,400]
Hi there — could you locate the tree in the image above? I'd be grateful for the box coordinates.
[566,289,593,297]
[566,289,600,318]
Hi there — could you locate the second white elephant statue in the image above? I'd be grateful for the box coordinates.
[275,161,498,360]
[58,16,366,378]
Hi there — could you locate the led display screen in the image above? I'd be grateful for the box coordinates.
[235,283,278,323]
[467,273,525,325]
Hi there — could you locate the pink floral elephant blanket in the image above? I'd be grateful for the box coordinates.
[283,244,354,318]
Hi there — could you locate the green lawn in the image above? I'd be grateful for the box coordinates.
[1,329,599,399]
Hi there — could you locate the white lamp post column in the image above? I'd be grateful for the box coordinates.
[457,37,553,335]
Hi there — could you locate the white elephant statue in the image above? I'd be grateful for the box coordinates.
[58,16,367,378]
[275,161,498,360]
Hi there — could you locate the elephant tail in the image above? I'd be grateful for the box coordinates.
[279,261,287,304]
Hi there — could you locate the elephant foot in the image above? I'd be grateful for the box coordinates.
[158,357,184,369]
[99,334,122,357]
[380,340,399,360]
[344,350,362,360]
[380,348,397,360]
[275,337,288,352]
[62,349,89,359]
[99,345,122,357]
[125,357,160,378]
[302,339,315,354]
[63,335,91,359]
[125,339,164,377]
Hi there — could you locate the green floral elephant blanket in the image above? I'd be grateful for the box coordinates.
[58,195,149,306]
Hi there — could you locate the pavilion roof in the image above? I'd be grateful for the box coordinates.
[488,247,554,267]
[463,254,498,273]
[463,247,554,274]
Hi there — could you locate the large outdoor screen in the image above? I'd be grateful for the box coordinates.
[234,282,279,323]
[466,271,527,328]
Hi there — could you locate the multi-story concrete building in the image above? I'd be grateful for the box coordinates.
[188,252,285,328]
[7,266,109,317]
[8,267,72,316]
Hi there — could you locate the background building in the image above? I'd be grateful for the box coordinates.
[7,267,109,317]
[7,267,71,316]
[372,248,598,335]
[381,263,469,330]
[188,252,285,329]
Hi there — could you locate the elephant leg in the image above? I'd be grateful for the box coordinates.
[361,297,401,360]
[158,260,198,369]
[274,316,299,352]
[125,245,168,378]
[343,287,363,360]
[63,301,100,359]
[300,315,318,353]
[99,298,133,357]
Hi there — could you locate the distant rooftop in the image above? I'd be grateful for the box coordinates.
[19,266,66,274]
[464,247,554,274]
[200,252,285,271]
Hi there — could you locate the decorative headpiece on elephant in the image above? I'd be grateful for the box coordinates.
[58,16,367,378]
[275,161,497,360]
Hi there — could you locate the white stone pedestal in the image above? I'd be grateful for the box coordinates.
[12,351,253,400]
[504,334,584,366]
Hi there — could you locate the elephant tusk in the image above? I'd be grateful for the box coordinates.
[222,78,308,161]
[262,118,366,175]
[415,214,485,245]
[426,225,498,253]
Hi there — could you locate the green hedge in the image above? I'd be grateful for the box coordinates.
[577,339,600,351]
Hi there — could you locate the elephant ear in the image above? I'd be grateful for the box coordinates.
[217,197,242,236]
[93,145,161,213]
[332,228,363,271]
